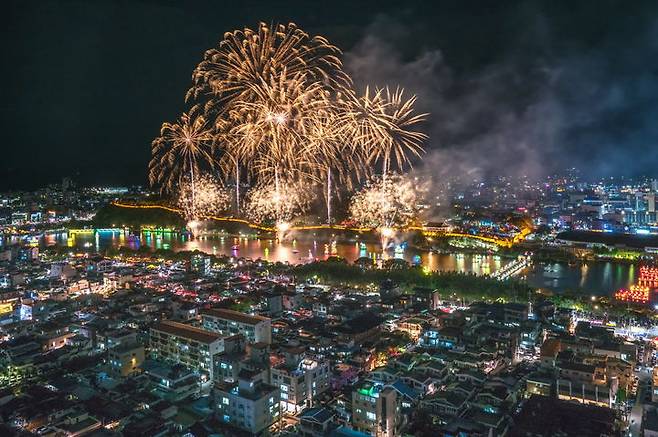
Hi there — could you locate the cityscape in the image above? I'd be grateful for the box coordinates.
[3,2,658,437]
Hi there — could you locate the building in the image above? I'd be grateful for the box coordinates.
[107,342,144,377]
[644,407,658,437]
[272,347,330,413]
[214,369,280,435]
[142,360,201,402]
[556,361,615,408]
[190,254,211,276]
[396,317,430,342]
[298,407,336,437]
[351,382,398,437]
[511,395,617,437]
[201,308,272,345]
[150,320,224,380]
[525,372,553,397]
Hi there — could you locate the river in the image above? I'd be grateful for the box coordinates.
[1,229,640,296]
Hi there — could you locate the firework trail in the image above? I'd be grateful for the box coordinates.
[149,109,217,214]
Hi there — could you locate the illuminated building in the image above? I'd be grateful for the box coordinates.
[639,266,658,288]
[614,266,658,303]
[142,360,200,402]
[107,342,144,377]
[214,369,279,435]
[190,253,211,276]
[271,346,330,413]
[396,317,430,342]
[150,320,224,380]
[351,382,399,437]
[614,285,650,303]
[201,308,272,345]
[525,372,553,397]
[556,361,615,408]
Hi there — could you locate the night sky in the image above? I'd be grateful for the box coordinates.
[3,0,658,190]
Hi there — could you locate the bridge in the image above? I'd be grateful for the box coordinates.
[491,255,533,281]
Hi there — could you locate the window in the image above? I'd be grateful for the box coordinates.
[223,397,230,405]
[280,384,288,392]
[366,412,376,421]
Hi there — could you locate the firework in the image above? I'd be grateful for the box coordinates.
[177,174,230,221]
[222,71,332,184]
[304,96,360,223]
[149,109,216,196]
[244,179,313,225]
[188,22,350,108]
[188,22,359,214]
[349,174,426,246]
[346,87,427,176]
[151,22,429,227]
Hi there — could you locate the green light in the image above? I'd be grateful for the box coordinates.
[358,385,378,398]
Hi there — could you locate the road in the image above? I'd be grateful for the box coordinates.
[630,367,652,437]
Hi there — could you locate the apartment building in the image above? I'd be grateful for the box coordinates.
[201,308,271,344]
[214,369,280,435]
[150,320,224,380]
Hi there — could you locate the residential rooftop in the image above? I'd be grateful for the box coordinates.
[201,308,269,325]
[152,320,222,344]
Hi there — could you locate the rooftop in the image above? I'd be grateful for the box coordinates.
[201,308,269,325]
[510,395,616,437]
[152,320,222,344]
[300,407,334,423]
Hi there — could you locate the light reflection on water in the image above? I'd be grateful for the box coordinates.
[11,230,506,276]
[2,230,640,295]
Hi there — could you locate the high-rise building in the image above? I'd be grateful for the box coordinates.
[201,308,272,344]
[150,320,224,380]
[647,193,656,213]
[351,382,399,437]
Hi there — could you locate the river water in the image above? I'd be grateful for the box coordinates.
[1,230,639,296]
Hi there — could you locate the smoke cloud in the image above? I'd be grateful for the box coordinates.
[343,14,658,187]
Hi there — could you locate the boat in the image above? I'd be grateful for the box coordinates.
[231,245,239,250]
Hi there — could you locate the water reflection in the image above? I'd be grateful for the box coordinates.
[525,261,638,296]
[1,230,640,296]
[16,230,509,275]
